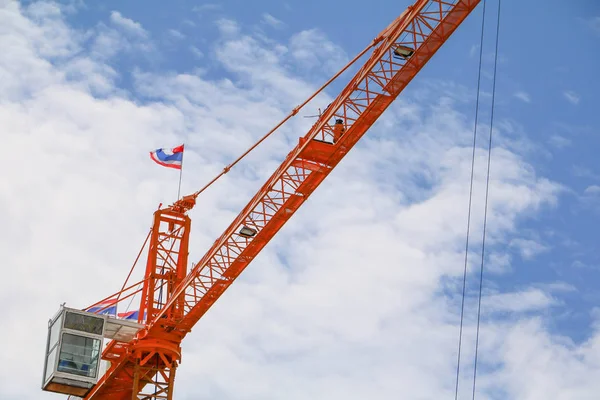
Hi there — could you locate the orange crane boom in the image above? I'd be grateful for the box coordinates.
[82,0,481,398]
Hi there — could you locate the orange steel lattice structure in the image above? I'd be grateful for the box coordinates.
[82,0,482,398]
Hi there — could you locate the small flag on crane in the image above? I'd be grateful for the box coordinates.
[150,144,184,170]
[85,299,117,316]
[117,310,142,320]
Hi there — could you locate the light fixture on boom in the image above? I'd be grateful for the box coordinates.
[393,45,414,59]
[239,226,257,238]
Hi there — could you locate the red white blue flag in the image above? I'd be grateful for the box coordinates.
[150,144,184,169]
[85,299,117,316]
[117,310,143,321]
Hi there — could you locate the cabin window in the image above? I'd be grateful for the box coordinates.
[57,333,101,379]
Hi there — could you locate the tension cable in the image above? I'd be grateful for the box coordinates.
[454,0,502,398]
[454,0,488,398]
[472,0,501,398]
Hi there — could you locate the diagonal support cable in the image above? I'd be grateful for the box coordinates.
[454,1,488,398]
[472,0,502,398]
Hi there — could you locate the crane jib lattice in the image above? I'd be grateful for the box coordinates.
[80,1,482,399]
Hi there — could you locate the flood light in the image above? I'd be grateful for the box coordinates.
[394,45,414,59]
[239,226,257,238]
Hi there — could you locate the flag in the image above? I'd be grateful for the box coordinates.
[117,310,145,321]
[117,310,138,320]
[150,144,184,170]
[85,299,117,316]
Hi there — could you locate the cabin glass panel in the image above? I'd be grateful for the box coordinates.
[44,313,63,383]
[44,344,58,383]
[63,311,105,335]
[57,333,101,379]
[49,314,62,348]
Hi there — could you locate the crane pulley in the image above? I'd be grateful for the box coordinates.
[41,1,483,398]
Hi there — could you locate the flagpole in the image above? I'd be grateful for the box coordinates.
[177,143,184,200]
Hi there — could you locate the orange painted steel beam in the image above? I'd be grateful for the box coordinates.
[86,0,481,398]
[85,208,189,399]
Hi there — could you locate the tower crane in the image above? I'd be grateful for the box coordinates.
[42,0,482,398]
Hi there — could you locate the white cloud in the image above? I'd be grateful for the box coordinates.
[190,45,204,58]
[62,56,118,94]
[572,260,600,271]
[549,134,571,149]
[262,13,284,28]
[509,238,550,260]
[513,90,531,103]
[22,1,81,58]
[87,12,154,62]
[572,165,600,180]
[563,90,580,105]
[469,44,479,58]
[581,185,600,212]
[584,185,600,196]
[168,28,185,39]
[587,16,600,34]
[288,28,348,74]
[482,318,600,399]
[487,252,512,274]
[90,26,126,59]
[182,18,196,28]
[2,3,598,400]
[192,3,221,14]
[482,289,558,313]
[534,282,577,293]
[215,17,239,36]
[109,10,147,38]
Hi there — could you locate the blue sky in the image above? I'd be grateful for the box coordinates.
[56,0,600,338]
[2,1,600,399]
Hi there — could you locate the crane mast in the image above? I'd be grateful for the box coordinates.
[74,0,482,398]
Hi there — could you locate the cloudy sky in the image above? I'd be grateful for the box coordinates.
[1,0,600,399]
